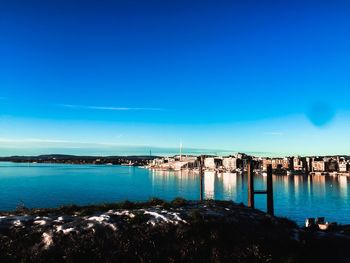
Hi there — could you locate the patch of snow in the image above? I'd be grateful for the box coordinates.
[55,224,77,234]
[168,212,188,224]
[86,223,95,229]
[144,210,188,226]
[13,220,23,227]
[55,225,63,232]
[148,220,156,226]
[88,214,110,223]
[42,232,54,249]
[85,214,118,231]
[145,211,170,223]
[109,210,135,218]
[34,220,47,226]
[62,228,76,235]
[35,216,50,220]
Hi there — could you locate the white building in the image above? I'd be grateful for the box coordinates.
[204,158,217,170]
[222,157,237,171]
[312,160,327,172]
[293,156,304,171]
[204,157,223,170]
[339,162,349,172]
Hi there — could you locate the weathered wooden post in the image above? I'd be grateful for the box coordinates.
[247,161,274,216]
[266,164,274,216]
[247,160,255,208]
[199,155,204,201]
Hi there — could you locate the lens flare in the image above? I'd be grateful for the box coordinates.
[307,102,335,127]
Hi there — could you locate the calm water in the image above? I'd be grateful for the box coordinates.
[0,162,349,225]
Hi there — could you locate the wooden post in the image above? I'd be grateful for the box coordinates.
[247,160,255,208]
[247,161,274,215]
[267,164,274,216]
[199,156,204,201]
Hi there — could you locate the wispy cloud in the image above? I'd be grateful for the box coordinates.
[60,104,163,111]
[0,137,126,147]
[0,138,74,144]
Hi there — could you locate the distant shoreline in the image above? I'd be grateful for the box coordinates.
[0,154,158,166]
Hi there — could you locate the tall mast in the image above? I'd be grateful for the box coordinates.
[180,141,183,161]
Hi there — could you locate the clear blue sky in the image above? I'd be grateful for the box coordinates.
[1,0,350,156]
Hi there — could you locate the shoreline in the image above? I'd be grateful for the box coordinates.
[0,154,158,166]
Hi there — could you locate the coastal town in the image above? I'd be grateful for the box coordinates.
[1,153,350,177]
[148,153,350,176]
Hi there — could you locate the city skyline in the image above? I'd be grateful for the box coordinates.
[1,0,350,156]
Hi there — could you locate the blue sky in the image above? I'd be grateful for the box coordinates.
[1,0,350,156]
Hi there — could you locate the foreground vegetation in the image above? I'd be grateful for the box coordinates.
[1,199,350,262]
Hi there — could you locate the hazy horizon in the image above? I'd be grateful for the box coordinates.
[0,143,349,158]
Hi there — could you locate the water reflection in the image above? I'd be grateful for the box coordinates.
[222,172,237,196]
[204,171,215,199]
[149,170,350,224]
[1,163,350,225]
[339,176,347,197]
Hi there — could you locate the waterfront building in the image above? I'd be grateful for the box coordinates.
[261,157,291,171]
[235,153,249,169]
[235,153,245,159]
[173,161,194,170]
[283,157,293,170]
[312,159,329,172]
[149,153,350,174]
[293,156,307,171]
[339,162,349,172]
[306,157,313,173]
[261,158,271,171]
[151,158,165,166]
[328,159,339,172]
[271,158,284,170]
[204,157,223,170]
[222,157,237,171]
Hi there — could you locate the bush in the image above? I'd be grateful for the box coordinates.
[171,198,188,207]
[119,200,136,210]
[149,198,166,206]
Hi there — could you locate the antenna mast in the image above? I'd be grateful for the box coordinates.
[180,141,183,161]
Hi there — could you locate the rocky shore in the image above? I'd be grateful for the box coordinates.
[1,199,350,263]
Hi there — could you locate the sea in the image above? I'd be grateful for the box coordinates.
[0,162,349,225]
